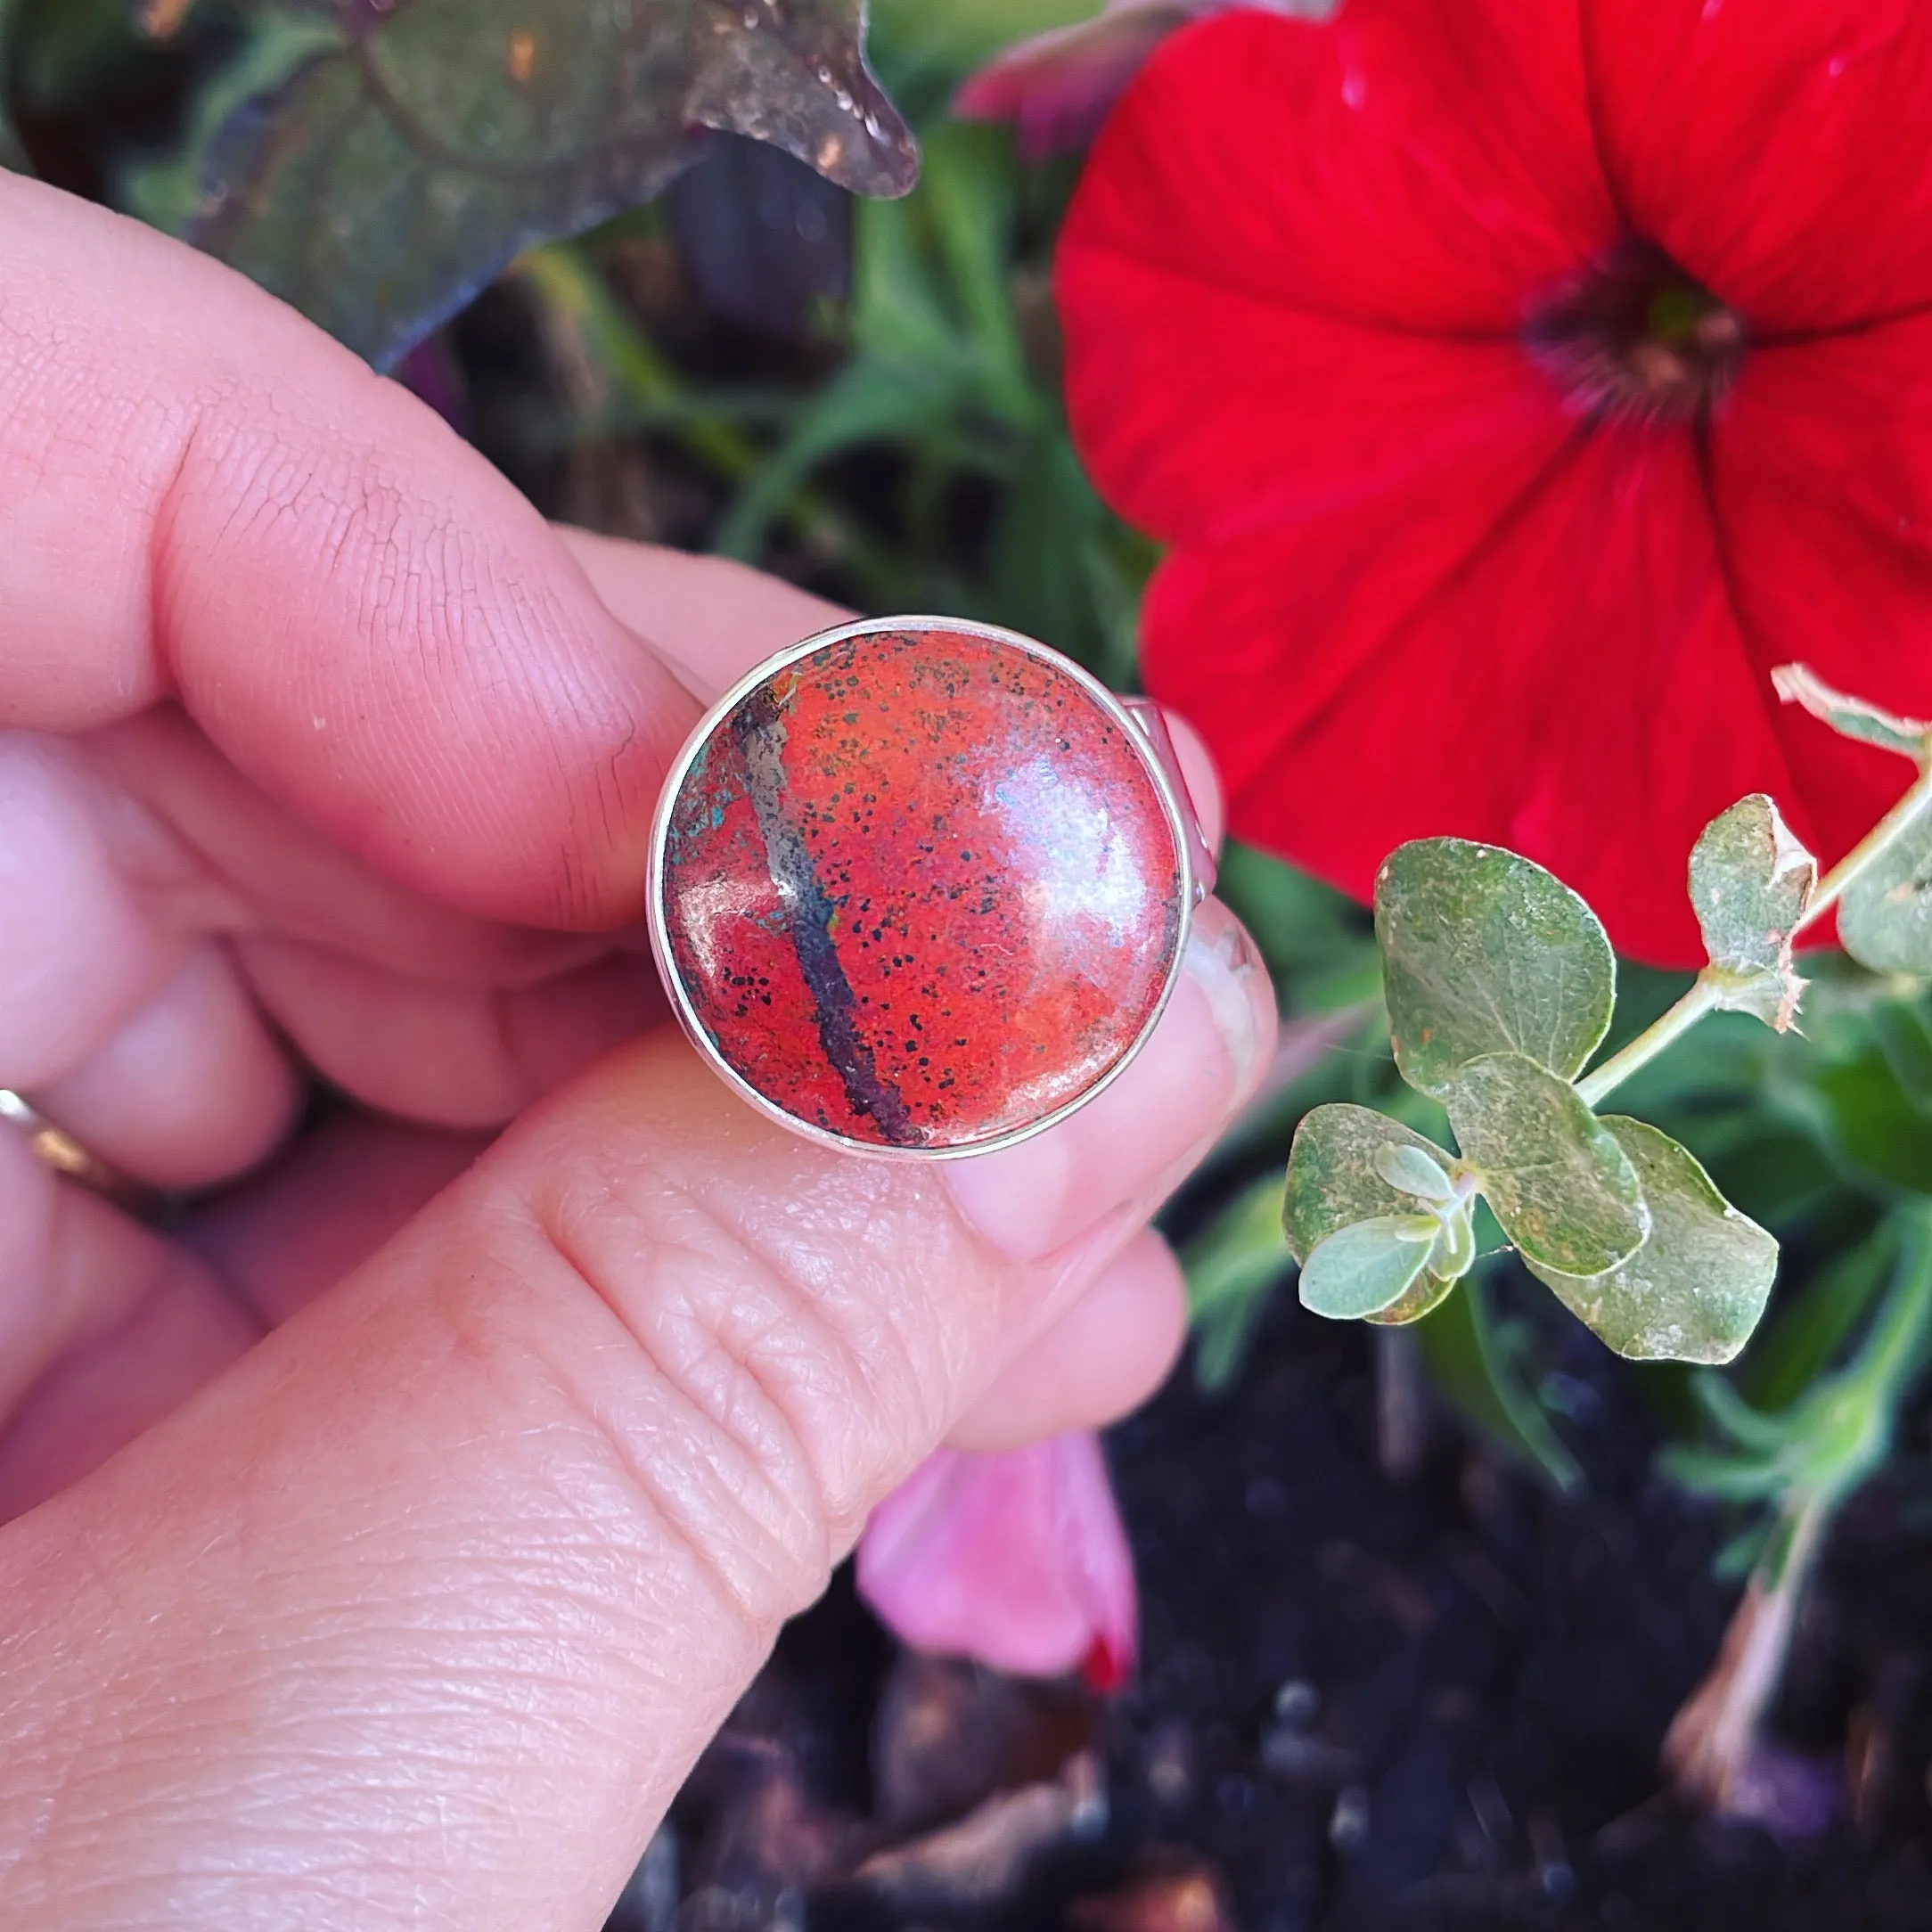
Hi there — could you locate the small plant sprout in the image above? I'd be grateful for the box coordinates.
[1662,1207,1932,1814]
[1284,664,1932,1370]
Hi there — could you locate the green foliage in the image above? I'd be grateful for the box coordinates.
[120,0,917,369]
[1375,837,1615,1099]
[1183,1172,1290,1395]
[1442,1052,1648,1276]
[1283,1104,1456,1261]
[1412,1270,1581,1492]
[1666,1206,1932,1535]
[1293,830,1778,1364]
[1525,1117,1777,1363]
[1297,1215,1439,1321]
[1770,662,1932,761]
[1282,675,1932,1374]
[709,114,1146,675]
[1688,794,1813,1027]
[1838,801,1932,976]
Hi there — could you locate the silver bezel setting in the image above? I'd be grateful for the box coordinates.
[644,614,1206,1161]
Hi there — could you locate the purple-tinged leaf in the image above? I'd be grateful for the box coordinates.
[953,0,1335,159]
[185,0,915,368]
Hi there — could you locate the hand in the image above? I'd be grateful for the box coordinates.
[0,174,1277,1929]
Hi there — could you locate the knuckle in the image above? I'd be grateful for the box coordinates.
[520,1150,953,1627]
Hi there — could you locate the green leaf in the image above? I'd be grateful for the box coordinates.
[1375,837,1615,1100]
[182,0,919,369]
[1444,1052,1649,1276]
[1298,1215,1438,1322]
[1772,661,1932,761]
[1839,797,1932,976]
[124,10,344,235]
[1412,1271,1581,1492]
[1871,1000,1932,1115]
[1363,1267,1457,1327]
[1688,794,1814,1028]
[1427,1202,1477,1281]
[1282,1103,1456,1265]
[1803,1046,1932,1196]
[1523,1117,1776,1363]
[1740,1223,1893,1412]
[1183,1173,1289,1396]
[1375,1142,1456,1202]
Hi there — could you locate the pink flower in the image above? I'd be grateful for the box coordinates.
[856,1433,1138,1690]
[954,1,1335,159]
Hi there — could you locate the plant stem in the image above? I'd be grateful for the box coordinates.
[1575,977,1721,1109]
[1665,1206,1932,1812]
[1663,1490,1830,1811]
[1843,1199,1932,1411]
[1577,765,1932,1109]
[1798,764,1932,930]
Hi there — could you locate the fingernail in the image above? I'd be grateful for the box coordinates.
[947,899,1273,1263]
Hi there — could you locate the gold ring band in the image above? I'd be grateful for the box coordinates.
[0,1091,160,1214]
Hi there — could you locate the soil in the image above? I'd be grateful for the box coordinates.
[610,1278,1932,1932]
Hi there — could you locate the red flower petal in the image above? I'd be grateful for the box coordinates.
[855,1435,1138,1688]
[1143,421,1799,966]
[1710,322,1932,858]
[1586,0,1932,331]
[1058,6,1617,342]
[1060,257,1568,549]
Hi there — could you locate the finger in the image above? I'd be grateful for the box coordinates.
[236,937,664,1130]
[31,943,302,1190]
[183,1112,491,1328]
[0,733,176,1088]
[0,900,1274,1928]
[945,1227,1190,1453]
[0,1125,258,1515]
[82,707,610,986]
[0,1112,482,1519]
[0,177,700,929]
[557,527,848,700]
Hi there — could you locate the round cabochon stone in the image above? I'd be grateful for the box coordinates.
[656,624,1186,1151]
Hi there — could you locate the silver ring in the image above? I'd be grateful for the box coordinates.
[646,615,1213,1160]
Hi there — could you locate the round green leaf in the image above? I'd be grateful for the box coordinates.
[1283,1104,1457,1265]
[1363,1267,1458,1327]
[1444,1052,1649,1276]
[1525,1118,1777,1363]
[1428,1202,1477,1282]
[1298,1216,1438,1322]
[1688,795,1813,1029]
[1374,1142,1456,1202]
[1374,839,1615,1099]
[1840,798,1932,976]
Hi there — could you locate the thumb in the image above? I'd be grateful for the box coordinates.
[0,901,1272,1931]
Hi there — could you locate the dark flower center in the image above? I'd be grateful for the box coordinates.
[1527,241,1744,427]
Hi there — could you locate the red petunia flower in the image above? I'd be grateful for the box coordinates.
[855,1434,1138,1691]
[1056,0,1932,965]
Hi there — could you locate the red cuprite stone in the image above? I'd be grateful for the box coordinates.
[657,626,1185,1151]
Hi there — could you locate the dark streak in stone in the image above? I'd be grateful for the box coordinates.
[733,685,919,1144]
